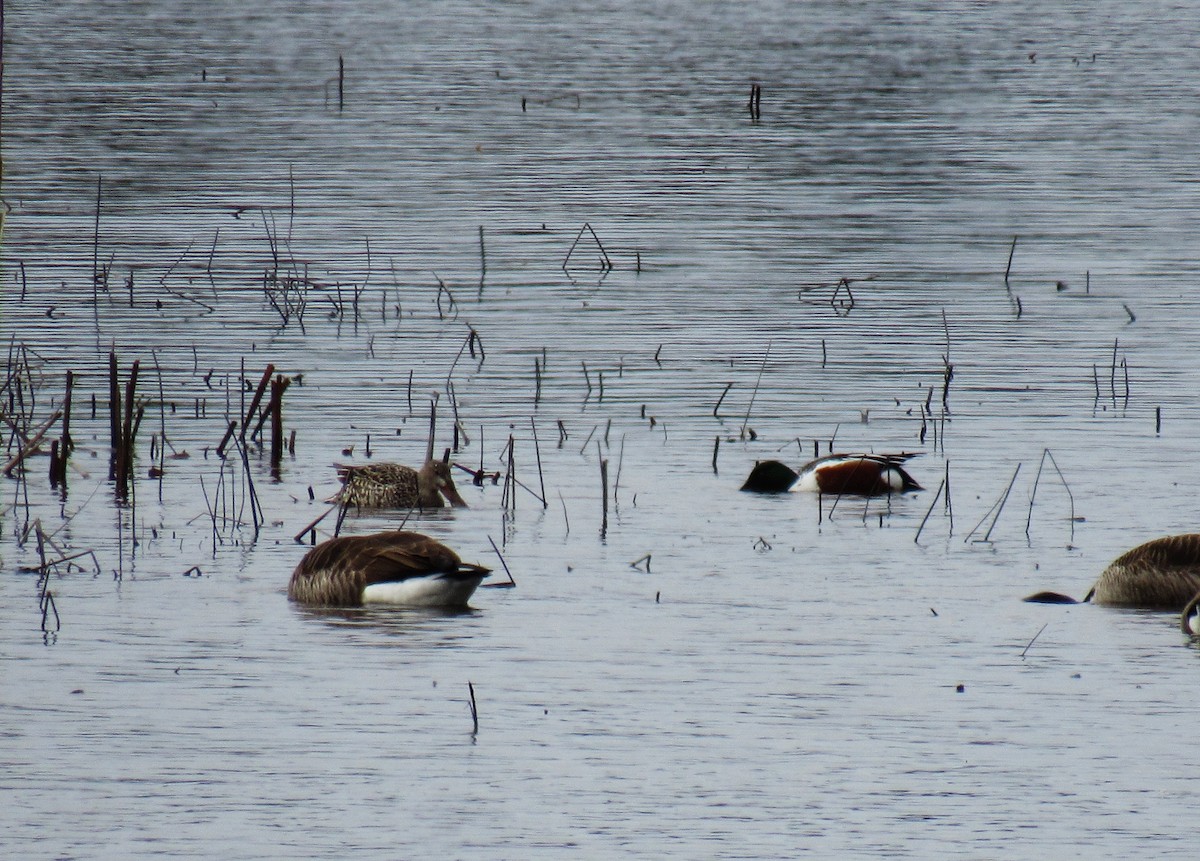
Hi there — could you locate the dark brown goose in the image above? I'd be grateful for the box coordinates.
[1025,534,1200,611]
[740,453,922,496]
[288,531,491,608]
[332,457,467,509]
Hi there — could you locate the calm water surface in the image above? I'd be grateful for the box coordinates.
[4,1,1200,858]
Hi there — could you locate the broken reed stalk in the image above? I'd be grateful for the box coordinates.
[1109,338,1119,408]
[599,451,609,538]
[269,374,286,477]
[530,417,547,509]
[943,460,953,531]
[108,352,120,480]
[216,420,237,458]
[486,534,517,586]
[241,363,275,442]
[613,434,626,500]
[740,341,771,440]
[913,477,947,544]
[557,489,570,535]
[92,174,102,288]
[477,225,486,296]
[1004,235,1018,282]
[294,503,337,544]
[712,436,720,473]
[51,371,74,488]
[713,382,732,418]
[562,222,613,273]
[467,682,479,735]
[232,435,264,537]
[499,434,517,514]
[1025,448,1075,542]
[964,463,1021,543]
[1020,623,1049,659]
[251,374,290,442]
[116,360,141,499]
[426,400,438,464]
[151,352,167,497]
[2,409,62,477]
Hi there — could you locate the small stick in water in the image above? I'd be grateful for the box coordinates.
[1004,235,1018,282]
[1021,623,1048,660]
[598,448,609,538]
[713,382,733,418]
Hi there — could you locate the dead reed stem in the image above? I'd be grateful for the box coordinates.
[294,504,337,543]
[2,409,61,477]
[713,382,733,418]
[1020,623,1048,659]
[216,420,237,458]
[116,359,140,499]
[965,463,1021,543]
[1004,235,1017,281]
[914,477,946,544]
[530,418,548,509]
[477,225,486,296]
[740,341,771,440]
[486,534,517,586]
[108,352,120,480]
[269,374,287,476]
[241,364,275,442]
[1025,448,1075,542]
[50,371,74,489]
[558,489,570,535]
[599,450,609,538]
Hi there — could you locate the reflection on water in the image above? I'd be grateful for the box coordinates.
[5,0,1200,858]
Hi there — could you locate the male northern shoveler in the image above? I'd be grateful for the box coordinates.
[288,530,491,608]
[332,456,467,509]
[1025,534,1200,611]
[740,452,923,497]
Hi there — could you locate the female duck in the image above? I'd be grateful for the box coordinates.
[333,455,467,509]
[1026,534,1200,611]
[741,452,922,497]
[288,530,491,608]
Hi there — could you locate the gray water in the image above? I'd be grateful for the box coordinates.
[4,1,1200,857]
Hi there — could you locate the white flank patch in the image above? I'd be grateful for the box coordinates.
[791,469,819,492]
[361,574,483,608]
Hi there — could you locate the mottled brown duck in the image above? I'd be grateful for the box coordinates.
[288,530,491,607]
[1025,534,1200,611]
[332,458,467,509]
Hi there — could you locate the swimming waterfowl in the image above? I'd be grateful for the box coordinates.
[288,530,491,607]
[1025,534,1200,611]
[740,452,923,496]
[332,455,467,509]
